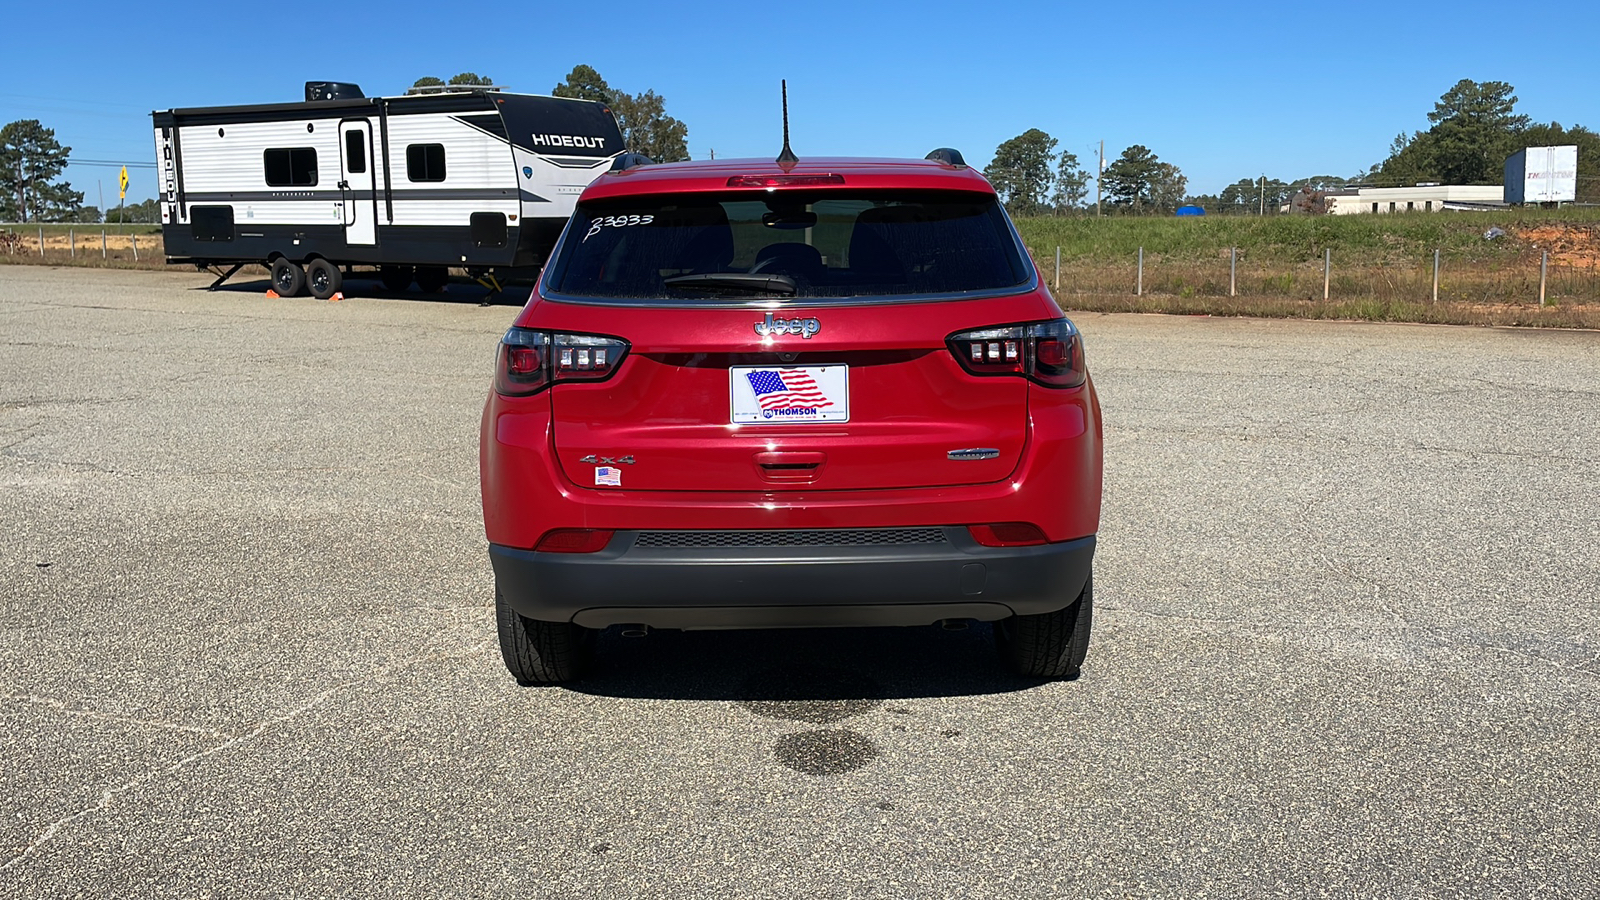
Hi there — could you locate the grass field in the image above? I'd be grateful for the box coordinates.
[1,222,164,266]
[1016,208,1600,314]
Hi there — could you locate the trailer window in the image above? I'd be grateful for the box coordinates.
[406,144,446,182]
[344,130,367,174]
[263,148,318,187]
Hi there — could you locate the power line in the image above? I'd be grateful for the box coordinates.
[70,159,157,168]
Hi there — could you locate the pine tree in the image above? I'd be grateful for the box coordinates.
[984,129,1058,216]
[0,119,82,222]
[611,90,689,162]
[552,66,689,161]
[1051,150,1089,213]
[551,65,613,105]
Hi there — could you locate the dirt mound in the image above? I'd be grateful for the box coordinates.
[1517,223,1600,269]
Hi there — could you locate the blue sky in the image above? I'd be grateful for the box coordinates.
[4,0,1597,206]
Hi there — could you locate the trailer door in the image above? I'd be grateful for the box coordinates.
[338,120,377,246]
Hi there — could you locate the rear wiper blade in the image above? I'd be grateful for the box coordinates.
[662,273,797,295]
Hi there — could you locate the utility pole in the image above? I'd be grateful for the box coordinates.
[1259,175,1266,216]
[1096,140,1103,217]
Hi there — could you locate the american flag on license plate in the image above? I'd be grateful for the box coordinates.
[745,369,834,411]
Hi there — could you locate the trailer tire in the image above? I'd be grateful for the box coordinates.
[305,259,343,300]
[415,265,450,293]
[379,265,414,292]
[270,259,305,297]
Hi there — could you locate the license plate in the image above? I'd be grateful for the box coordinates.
[730,365,849,424]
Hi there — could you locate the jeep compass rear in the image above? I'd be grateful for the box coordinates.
[480,151,1103,684]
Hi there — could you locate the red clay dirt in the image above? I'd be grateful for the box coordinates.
[1518,223,1600,270]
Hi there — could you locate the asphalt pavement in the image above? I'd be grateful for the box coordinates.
[2,265,1597,898]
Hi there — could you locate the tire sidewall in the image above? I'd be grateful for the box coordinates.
[271,260,305,297]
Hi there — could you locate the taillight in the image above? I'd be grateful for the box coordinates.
[495,327,629,396]
[535,529,615,553]
[726,174,846,188]
[968,523,1049,547]
[948,318,1086,388]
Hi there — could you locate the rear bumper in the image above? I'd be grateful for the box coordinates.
[490,529,1095,629]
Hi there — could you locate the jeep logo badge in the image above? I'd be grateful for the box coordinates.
[754,312,821,340]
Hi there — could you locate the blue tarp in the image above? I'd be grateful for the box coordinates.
[1175,205,1206,217]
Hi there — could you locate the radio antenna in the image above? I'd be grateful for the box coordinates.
[776,80,798,166]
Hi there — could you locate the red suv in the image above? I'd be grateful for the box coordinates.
[480,150,1102,684]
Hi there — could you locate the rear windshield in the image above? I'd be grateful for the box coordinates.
[544,190,1030,301]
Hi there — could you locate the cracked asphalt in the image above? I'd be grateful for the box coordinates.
[2,265,1598,898]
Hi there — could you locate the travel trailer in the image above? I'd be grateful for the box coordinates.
[152,81,625,297]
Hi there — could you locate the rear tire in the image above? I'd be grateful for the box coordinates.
[415,265,450,293]
[996,574,1093,679]
[379,265,414,292]
[495,589,593,685]
[270,258,305,297]
[305,258,343,300]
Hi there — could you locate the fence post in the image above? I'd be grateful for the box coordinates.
[38,226,44,256]
[1137,247,1144,296]
[1539,251,1548,308]
[102,230,107,259]
[70,229,75,258]
[1432,248,1440,303]
[1323,248,1330,300]
[132,234,138,261]
[1230,247,1237,297]
[1054,245,1060,291]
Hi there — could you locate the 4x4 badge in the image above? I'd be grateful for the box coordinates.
[754,312,820,340]
[580,454,635,465]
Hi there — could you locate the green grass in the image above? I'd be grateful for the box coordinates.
[1015,208,1600,316]
[1016,207,1600,266]
[1059,293,1600,329]
[1,223,161,236]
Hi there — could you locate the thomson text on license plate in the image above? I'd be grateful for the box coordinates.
[730,366,849,424]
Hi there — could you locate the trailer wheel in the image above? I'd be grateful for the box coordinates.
[379,265,414,292]
[305,259,343,300]
[415,265,450,293]
[270,259,305,297]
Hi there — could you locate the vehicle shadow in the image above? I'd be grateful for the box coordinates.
[566,624,1047,704]
[194,273,531,306]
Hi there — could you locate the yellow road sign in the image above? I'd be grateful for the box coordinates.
[119,166,128,199]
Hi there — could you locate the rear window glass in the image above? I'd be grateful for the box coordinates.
[545,191,1029,301]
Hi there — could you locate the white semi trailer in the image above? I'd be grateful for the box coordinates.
[1504,145,1578,206]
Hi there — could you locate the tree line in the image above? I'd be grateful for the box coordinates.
[409,66,690,163]
[2,116,168,224]
[11,75,1589,224]
[983,131,1188,216]
[1195,80,1600,213]
[990,78,1599,217]
[1367,79,1599,201]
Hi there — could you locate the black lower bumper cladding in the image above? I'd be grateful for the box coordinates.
[490,528,1095,629]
